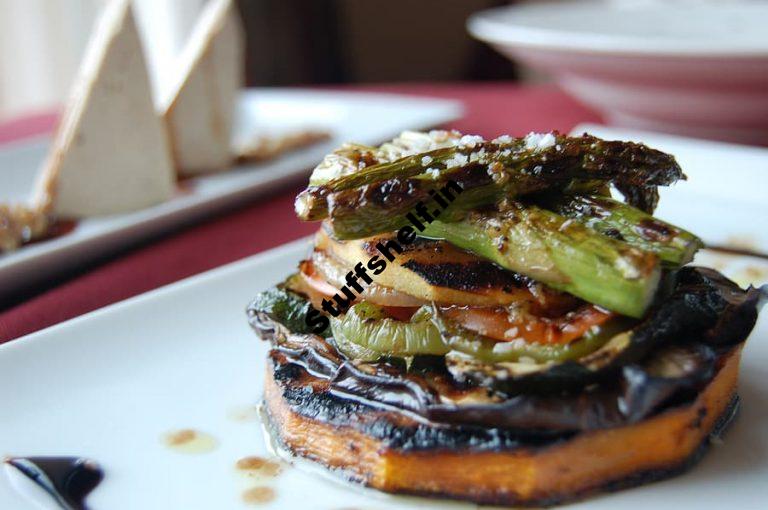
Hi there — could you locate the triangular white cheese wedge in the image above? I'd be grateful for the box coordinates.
[161,0,245,176]
[34,0,176,218]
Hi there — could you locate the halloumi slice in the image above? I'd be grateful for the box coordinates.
[33,0,176,218]
[162,0,245,176]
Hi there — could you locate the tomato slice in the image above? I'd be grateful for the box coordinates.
[298,259,341,297]
[442,304,615,345]
[379,305,420,322]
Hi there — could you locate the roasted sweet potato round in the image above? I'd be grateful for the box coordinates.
[263,346,741,507]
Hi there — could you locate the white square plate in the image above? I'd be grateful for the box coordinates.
[0,238,766,510]
[0,88,462,301]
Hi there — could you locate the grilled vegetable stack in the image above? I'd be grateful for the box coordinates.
[248,130,765,507]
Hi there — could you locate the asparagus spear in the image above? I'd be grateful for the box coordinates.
[295,134,684,238]
[308,130,467,186]
[296,142,527,221]
[420,203,661,318]
[323,164,548,239]
[546,195,702,267]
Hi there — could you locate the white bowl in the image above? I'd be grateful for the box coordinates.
[468,0,768,145]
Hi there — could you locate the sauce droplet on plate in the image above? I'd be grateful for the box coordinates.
[162,429,218,454]
[242,486,275,504]
[236,456,281,478]
[3,456,103,510]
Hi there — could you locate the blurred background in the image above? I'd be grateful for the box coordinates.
[0,0,522,121]
[2,0,766,142]
[1,0,767,344]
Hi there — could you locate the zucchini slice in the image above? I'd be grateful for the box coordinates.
[247,277,330,339]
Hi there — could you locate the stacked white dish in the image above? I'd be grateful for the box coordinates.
[468,0,768,145]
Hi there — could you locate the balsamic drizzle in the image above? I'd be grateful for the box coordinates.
[4,456,103,510]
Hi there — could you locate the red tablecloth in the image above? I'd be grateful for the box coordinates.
[0,83,600,343]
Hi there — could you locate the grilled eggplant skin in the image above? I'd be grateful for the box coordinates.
[259,328,733,434]
[262,341,742,507]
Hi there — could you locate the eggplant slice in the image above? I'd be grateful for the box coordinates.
[441,266,763,394]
